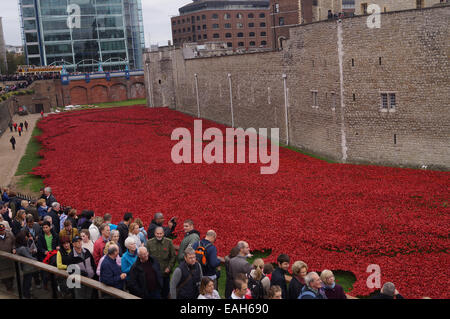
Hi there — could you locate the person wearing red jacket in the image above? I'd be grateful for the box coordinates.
[13,122,17,131]
[18,126,22,136]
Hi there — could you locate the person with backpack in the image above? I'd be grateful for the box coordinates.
[247,258,270,299]
[192,230,225,290]
[298,272,327,299]
[169,247,203,299]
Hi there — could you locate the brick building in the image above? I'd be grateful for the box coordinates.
[355,0,446,14]
[171,0,273,51]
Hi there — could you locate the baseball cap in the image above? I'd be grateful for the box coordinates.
[72,236,82,243]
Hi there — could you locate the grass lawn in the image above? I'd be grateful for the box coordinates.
[14,124,44,193]
[84,98,147,108]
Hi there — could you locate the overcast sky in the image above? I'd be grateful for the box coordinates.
[1,0,190,47]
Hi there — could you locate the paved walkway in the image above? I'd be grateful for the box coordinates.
[0,113,42,188]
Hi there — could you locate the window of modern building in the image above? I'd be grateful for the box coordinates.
[25,32,38,43]
[225,33,232,38]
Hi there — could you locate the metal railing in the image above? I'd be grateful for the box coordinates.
[0,250,140,299]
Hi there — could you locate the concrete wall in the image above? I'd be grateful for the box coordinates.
[144,6,450,169]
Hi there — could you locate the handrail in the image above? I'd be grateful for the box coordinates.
[0,250,140,299]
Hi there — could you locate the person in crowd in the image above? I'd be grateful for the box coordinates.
[229,241,253,284]
[117,212,133,253]
[24,120,28,131]
[59,219,79,242]
[225,246,240,299]
[134,218,147,245]
[103,213,117,231]
[128,222,143,247]
[370,282,404,299]
[192,229,225,289]
[10,136,16,150]
[147,212,177,240]
[13,122,17,132]
[110,229,122,256]
[176,219,200,263]
[298,272,327,299]
[288,260,308,299]
[80,229,94,254]
[43,215,53,230]
[93,223,110,265]
[247,258,270,299]
[56,237,72,270]
[231,277,248,299]
[22,214,40,241]
[146,226,176,299]
[15,230,37,298]
[44,187,57,208]
[8,122,13,133]
[0,223,16,291]
[99,244,126,291]
[66,208,78,228]
[1,188,9,203]
[89,216,103,243]
[96,241,122,278]
[77,210,94,230]
[7,193,21,217]
[320,269,347,299]
[198,276,221,299]
[263,263,274,281]
[127,246,164,299]
[268,285,283,299]
[47,202,61,234]
[18,125,22,137]
[59,206,70,231]
[11,209,26,236]
[69,236,97,298]
[36,221,59,262]
[0,202,12,230]
[170,247,203,299]
[121,237,138,275]
[271,254,291,299]
[22,200,39,223]
[36,199,48,220]
[0,214,11,233]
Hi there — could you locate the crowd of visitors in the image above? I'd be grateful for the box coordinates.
[0,73,59,96]
[0,186,406,300]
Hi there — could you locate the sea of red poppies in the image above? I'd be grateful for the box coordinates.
[33,105,449,298]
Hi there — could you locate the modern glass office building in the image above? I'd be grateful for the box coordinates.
[19,0,145,72]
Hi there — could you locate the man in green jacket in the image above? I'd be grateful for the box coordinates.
[146,226,176,299]
[176,219,200,263]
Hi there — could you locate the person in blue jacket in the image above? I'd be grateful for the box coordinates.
[121,237,138,275]
[100,244,127,291]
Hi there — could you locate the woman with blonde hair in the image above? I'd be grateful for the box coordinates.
[288,260,308,299]
[128,222,143,247]
[37,198,48,220]
[320,269,347,299]
[11,209,26,235]
[247,258,271,299]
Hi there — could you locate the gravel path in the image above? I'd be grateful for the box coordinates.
[0,113,42,188]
